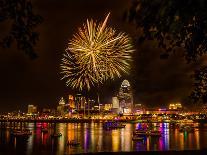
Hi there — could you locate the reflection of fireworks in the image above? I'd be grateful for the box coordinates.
[61,13,134,90]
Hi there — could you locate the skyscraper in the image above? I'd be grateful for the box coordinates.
[28,104,37,114]
[57,97,66,116]
[75,94,85,110]
[112,97,119,108]
[118,80,133,114]
[68,95,75,109]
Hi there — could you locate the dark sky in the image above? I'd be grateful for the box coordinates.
[0,0,206,113]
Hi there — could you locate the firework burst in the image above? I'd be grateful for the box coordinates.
[61,13,134,91]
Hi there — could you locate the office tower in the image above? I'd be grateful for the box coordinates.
[118,80,133,114]
[28,104,37,114]
[69,95,75,109]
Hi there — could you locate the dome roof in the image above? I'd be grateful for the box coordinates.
[121,80,130,87]
[59,97,65,105]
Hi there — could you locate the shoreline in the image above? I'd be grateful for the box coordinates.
[78,149,207,155]
[75,150,207,155]
[0,118,207,123]
[1,149,207,155]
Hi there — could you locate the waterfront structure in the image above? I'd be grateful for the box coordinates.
[201,104,207,114]
[133,104,144,114]
[112,97,119,113]
[104,104,112,111]
[42,108,51,113]
[169,102,182,110]
[57,97,66,116]
[118,80,133,114]
[88,99,95,110]
[68,95,75,109]
[59,97,65,105]
[27,105,37,114]
[112,97,119,108]
[75,94,86,110]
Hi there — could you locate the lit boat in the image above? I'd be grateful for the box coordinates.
[51,133,62,137]
[133,129,161,137]
[132,135,145,141]
[11,129,32,137]
[67,140,80,146]
[179,125,194,132]
[41,128,48,133]
[103,121,126,130]
[148,130,162,137]
[180,119,194,123]
[133,130,149,136]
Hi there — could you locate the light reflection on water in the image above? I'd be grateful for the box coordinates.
[0,122,207,154]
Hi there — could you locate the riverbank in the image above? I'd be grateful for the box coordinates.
[1,149,207,155]
[77,150,207,155]
[0,118,207,124]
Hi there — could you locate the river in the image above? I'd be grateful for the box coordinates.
[0,122,207,154]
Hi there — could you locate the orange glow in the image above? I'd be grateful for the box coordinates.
[112,130,119,152]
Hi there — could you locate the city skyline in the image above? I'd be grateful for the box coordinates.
[1,1,207,155]
[0,0,207,113]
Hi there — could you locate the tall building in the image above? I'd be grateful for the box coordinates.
[57,97,66,116]
[68,95,75,109]
[104,104,112,111]
[28,105,37,114]
[202,104,207,114]
[169,102,182,110]
[75,94,86,110]
[112,97,119,108]
[118,80,133,114]
[88,99,95,109]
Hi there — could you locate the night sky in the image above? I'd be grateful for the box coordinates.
[0,0,206,113]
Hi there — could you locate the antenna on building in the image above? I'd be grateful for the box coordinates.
[97,93,100,112]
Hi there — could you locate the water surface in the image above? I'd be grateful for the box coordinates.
[0,122,207,154]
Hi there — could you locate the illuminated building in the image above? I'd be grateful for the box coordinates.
[59,97,65,105]
[112,97,119,113]
[42,108,51,113]
[104,104,112,111]
[42,108,51,116]
[68,95,75,109]
[133,104,144,114]
[202,104,207,114]
[169,102,182,110]
[88,99,95,110]
[112,97,119,108]
[118,80,133,114]
[75,94,81,110]
[75,94,86,110]
[57,97,66,116]
[28,105,33,113]
[81,98,87,109]
[27,105,37,114]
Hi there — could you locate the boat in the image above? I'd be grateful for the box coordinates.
[51,133,62,137]
[133,129,161,137]
[67,140,80,147]
[155,124,160,127]
[103,121,126,130]
[133,130,149,136]
[179,125,194,132]
[148,130,162,137]
[132,135,145,141]
[41,128,48,133]
[179,119,194,123]
[11,129,32,137]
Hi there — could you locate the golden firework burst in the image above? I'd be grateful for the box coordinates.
[61,13,134,91]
